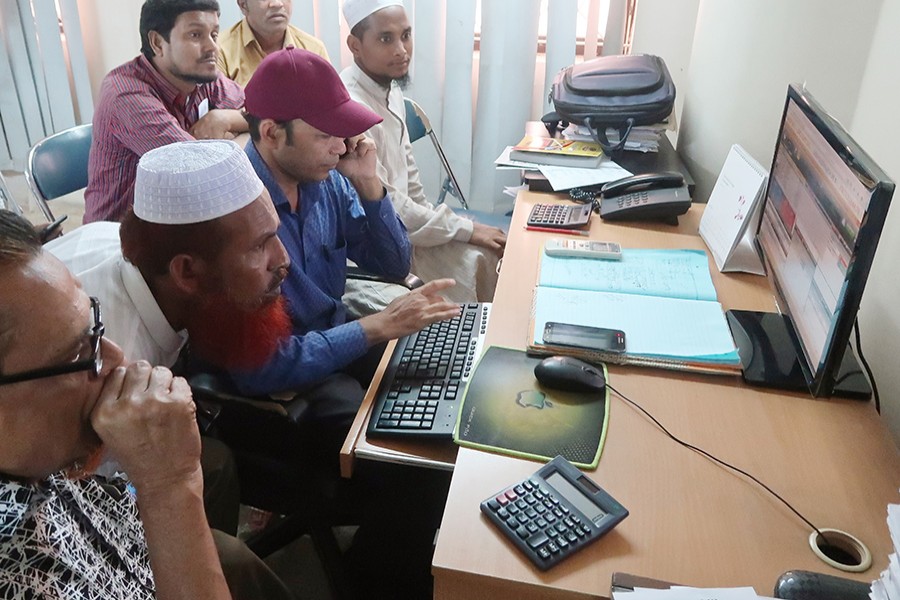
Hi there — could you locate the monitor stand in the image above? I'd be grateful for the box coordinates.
[725,310,871,400]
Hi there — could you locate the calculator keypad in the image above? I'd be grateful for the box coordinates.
[527,203,592,229]
[483,478,595,569]
[529,204,571,226]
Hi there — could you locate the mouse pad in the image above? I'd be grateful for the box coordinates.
[453,346,609,469]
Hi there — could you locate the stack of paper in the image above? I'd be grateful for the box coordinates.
[613,586,774,599]
[494,145,633,191]
[871,500,900,600]
[562,122,667,153]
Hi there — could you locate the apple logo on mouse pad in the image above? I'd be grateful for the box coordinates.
[516,390,553,409]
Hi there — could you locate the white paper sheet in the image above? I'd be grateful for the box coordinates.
[495,146,632,189]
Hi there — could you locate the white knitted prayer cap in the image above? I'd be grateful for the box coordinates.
[133,140,264,225]
[342,0,404,31]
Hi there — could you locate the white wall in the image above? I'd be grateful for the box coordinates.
[629,0,700,144]
[848,0,900,447]
[678,1,880,203]
[635,0,899,447]
[76,1,142,99]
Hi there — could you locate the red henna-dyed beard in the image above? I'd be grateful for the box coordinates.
[187,294,293,371]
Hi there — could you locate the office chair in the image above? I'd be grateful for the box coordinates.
[404,98,512,231]
[24,123,93,222]
[189,373,358,600]
[773,570,870,600]
[347,265,424,289]
[187,271,424,599]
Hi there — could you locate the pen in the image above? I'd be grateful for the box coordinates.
[525,226,590,237]
[39,214,68,243]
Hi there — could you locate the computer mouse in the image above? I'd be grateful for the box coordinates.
[533,356,606,393]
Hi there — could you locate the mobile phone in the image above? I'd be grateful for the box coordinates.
[543,321,626,353]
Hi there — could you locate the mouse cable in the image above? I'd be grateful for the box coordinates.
[853,317,880,414]
[605,382,826,540]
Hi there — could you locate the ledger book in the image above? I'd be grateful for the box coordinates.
[528,249,741,375]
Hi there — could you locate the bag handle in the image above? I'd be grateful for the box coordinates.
[540,112,633,154]
[585,117,633,154]
[541,111,562,137]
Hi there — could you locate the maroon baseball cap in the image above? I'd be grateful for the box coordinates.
[244,47,383,138]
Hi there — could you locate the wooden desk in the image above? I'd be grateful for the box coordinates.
[343,191,900,598]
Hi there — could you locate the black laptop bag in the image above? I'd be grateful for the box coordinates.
[543,54,676,153]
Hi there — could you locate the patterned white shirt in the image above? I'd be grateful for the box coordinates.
[0,473,155,599]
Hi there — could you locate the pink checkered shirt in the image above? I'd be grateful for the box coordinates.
[83,55,244,223]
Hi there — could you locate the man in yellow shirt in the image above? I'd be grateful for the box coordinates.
[217,0,329,86]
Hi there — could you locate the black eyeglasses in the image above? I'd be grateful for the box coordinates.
[0,297,105,386]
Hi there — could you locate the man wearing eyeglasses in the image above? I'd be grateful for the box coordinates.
[0,211,234,598]
[25,141,298,598]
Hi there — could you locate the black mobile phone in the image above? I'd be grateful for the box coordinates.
[543,322,626,353]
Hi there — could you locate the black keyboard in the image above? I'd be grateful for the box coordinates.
[366,303,491,439]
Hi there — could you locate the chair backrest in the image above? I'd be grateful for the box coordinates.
[405,98,431,144]
[402,97,469,209]
[25,123,93,221]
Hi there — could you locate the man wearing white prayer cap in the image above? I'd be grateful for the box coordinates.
[50,139,291,375]
[46,140,293,541]
[35,140,297,599]
[339,0,507,311]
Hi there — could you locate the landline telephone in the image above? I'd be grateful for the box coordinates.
[598,171,692,224]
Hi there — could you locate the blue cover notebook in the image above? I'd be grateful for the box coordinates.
[455,346,610,469]
[529,249,741,375]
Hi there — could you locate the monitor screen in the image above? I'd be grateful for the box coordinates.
[751,84,893,396]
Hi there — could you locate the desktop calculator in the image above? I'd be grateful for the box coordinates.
[527,203,593,229]
[480,455,628,570]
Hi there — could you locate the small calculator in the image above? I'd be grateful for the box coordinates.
[527,203,593,229]
[480,455,628,570]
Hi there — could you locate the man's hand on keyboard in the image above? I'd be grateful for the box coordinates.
[359,278,461,345]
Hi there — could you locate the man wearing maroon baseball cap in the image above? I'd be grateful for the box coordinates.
[236,45,458,403]
[238,47,459,598]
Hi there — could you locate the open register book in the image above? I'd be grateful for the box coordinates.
[528,249,742,375]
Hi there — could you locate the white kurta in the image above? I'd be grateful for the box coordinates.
[45,222,187,366]
[340,63,499,306]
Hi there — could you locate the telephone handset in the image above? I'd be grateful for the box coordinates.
[599,171,692,224]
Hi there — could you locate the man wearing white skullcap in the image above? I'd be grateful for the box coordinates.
[340,0,507,312]
[342,0,404,32]
[50,140,291,375]
[46,140,299,599]
[26,140,297,600]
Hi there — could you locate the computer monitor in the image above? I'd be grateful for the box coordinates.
[726,84,894,399]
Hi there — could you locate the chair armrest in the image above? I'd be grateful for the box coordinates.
[774,570,871,600]
[188,373,311,423]
[346,265,423,289]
